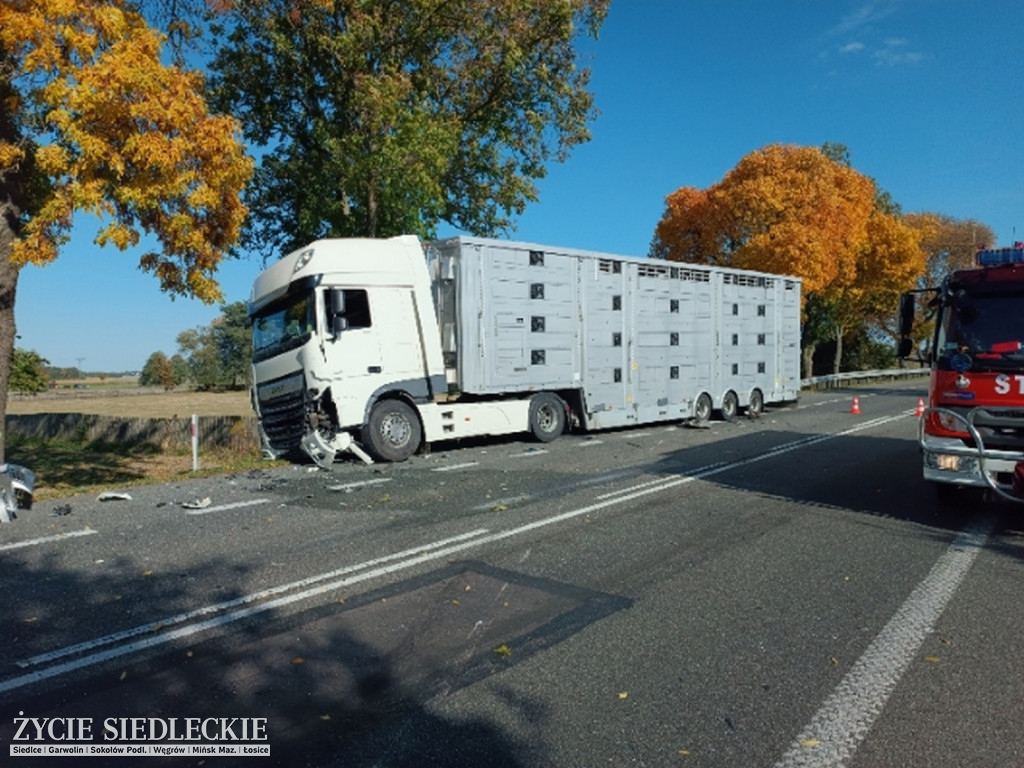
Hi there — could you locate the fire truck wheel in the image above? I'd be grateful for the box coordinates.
[693,393,713,426]
[721,391,739,422]
[362,399,422,462]
[529,393,566,443]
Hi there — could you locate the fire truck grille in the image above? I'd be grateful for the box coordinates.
[971,407,1024,451]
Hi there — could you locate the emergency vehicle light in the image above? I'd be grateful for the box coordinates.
[977,245,1024,266]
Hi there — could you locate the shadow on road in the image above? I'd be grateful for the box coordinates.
[0,556,630,767]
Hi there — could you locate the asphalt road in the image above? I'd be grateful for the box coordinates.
[2,380,1022,768]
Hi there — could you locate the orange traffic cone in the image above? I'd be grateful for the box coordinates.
[850,396,861,415]
[915,397,925,417]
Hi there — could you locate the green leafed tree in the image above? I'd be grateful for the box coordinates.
[177,301,252,390]
[139,351,176,390]
[207,0,609,258]
[9,348,49,393]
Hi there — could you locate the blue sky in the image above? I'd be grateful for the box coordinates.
[15,0,1024,372]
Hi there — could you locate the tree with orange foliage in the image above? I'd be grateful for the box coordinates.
[651,144,925,375]
[898,212,996,359]
[0,0,252,461]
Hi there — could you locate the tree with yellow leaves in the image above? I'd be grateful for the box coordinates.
[651,144,925,375]
[896,212,996,360]
[0,0,252,461]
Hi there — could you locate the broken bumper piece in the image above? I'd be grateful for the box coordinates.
[1,463,36,522]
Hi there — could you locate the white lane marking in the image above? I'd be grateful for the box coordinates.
[578,440,604,447]
[184,498,272,516]
[510,449,549,458]
[595,463,728,500]
[11,528,491,674]
[2,411,913,694]
[432,462,479,472]
[0,529,98,552]
[774,517,993,768]
[326,478,392,492]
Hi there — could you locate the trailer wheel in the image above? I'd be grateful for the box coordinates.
[747,389,764,417]
[721,391,739,422]
[529,393,565,443]
[362,399,422,462]
[693,393,713,426]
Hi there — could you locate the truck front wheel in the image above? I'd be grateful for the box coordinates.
[362,400,422,462]
[529,393,566,443]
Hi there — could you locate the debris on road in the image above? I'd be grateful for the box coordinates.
[1,463,35,522]
[181,497,212,510]
[97,491,133,502]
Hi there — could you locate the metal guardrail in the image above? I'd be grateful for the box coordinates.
[800,367,929,390]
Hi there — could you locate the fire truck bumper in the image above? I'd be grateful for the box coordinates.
[922,433,1024,499]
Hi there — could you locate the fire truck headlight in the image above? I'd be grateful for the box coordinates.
[925,452,977,474]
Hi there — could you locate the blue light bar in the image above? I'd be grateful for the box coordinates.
[977,246,1024,266]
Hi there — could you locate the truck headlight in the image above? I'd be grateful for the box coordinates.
[924,452,977,474]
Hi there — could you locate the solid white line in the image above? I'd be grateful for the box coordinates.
[773,518,993,768]
[578,440,604,447]
[184,498,271,516]
[432,462,479,472]
[12,528,491,673]
[0,529,97,552]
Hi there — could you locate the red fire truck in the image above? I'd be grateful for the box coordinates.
[898,244,1024,502]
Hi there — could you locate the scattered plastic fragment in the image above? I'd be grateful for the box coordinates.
[181,497,212,510]
[98,492,132,502]
[51,504,72,517]
[1,463,35,522]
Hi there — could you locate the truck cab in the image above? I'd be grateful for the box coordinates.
[249,236,444,465]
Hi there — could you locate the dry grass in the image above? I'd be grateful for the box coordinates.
[8,388,253,417]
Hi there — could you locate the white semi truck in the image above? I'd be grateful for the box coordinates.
[248,235,801,466]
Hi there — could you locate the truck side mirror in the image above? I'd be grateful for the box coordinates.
[328,289,348,337]
[898,292,915,337]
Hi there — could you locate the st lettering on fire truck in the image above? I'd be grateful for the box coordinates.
[898,243,1024,502]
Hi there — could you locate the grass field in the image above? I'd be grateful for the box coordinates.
[6,386,278,502]
[8,388,253,417]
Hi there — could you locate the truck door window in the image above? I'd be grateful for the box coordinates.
[330,289,372,329]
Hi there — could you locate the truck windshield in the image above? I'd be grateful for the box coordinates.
[937,292,1024,369]
[251,291,316,363]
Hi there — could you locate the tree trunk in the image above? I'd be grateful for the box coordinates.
[832,332,843,374]
[831,322,845,375]
[802,342,816,379]
[0,202,21,464]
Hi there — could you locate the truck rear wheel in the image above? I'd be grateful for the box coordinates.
[721,391,739,422]
[362,399,422,462]
[747,389,764,417]
[529,393,565,442]
[693,393,713,426]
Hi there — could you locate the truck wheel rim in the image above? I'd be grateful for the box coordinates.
[537,405,557,432]
[381,415,411,446]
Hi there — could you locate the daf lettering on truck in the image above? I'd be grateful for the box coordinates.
[249,236,801,466]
